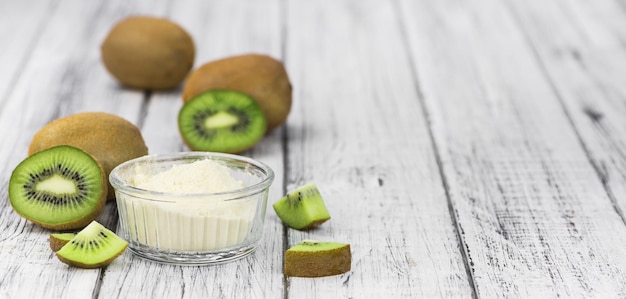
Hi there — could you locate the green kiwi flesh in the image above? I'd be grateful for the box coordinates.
[56,221,128,268]
[50,233,77,251]
[272,183,331,230]
[8,145,107,230]
[285,240,351,277]
[178,89,267,153]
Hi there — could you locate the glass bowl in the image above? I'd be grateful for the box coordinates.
[109,152,274,265]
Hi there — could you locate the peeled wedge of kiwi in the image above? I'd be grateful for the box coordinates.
[50,233,77,252]
[56,221,128,269]
[273,183,331,230]
[101,16,195,90]
[28,112,148,199]
[182,54,292,132]
[8,146,107,230]
[178,89,267,153]
[285,240,351,277]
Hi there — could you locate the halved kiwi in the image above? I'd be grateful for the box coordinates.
[56,221,128,268]
[8,145,107,230]
[182,54,292,132]
[178,89,267,153]
[28,112,149,200]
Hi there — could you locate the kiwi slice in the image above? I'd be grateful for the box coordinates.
[178,89,267,153]
[273,183,331,230]
[285,240,351,277]
[56,221,128,268]
[8,145,107,230]
[50,233,77,252]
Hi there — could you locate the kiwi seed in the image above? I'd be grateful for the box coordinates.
[178,89,267,153]
[8,145,107,231]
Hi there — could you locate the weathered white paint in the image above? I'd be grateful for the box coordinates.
[1,0,626,298]
[283,0,472,298]
[507,0,626,225]
[400,0,626,297]
[0,0,170,298]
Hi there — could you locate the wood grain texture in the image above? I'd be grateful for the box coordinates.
[0,0,57,113]
[0,0,169,297]
[283,0,473,297]
[3,0,626,298]
[97,0,287,298]
[400,0,626,297]
[506,0,626,228]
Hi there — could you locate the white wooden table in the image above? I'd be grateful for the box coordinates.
[2,0,626,298]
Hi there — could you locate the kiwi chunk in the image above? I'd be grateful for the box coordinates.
[56,221,128,269]
[50,233,77,252]
[178,89,267,153]
[285,240,351,277]
[8,146,107,230]
[273,183,331,230]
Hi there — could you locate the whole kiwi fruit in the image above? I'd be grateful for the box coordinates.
[182,54,292,132]
[101,16,195,90]
[28,112,148,199]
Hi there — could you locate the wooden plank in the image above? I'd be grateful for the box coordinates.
[97,0,287,297]
[399,0,626,297]
[0,0,171,297]
[284,1,473,297]
[506,0,626,228]
[0,0,56,111]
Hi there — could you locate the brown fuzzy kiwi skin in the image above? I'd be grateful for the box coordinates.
[284,244,352,277]
[101,16,195,90]
[56,243,128,269]
[27,112,148,200]
[182,54,292,132]
[15,158,107,231]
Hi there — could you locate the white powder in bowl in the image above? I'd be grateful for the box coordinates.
[132,159,244,194]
